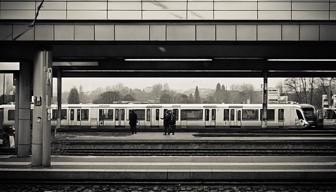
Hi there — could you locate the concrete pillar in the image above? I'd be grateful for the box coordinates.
[15,62,32,157]
[261,71,268,128]
[31,50,52,167]
[56,69,62,132]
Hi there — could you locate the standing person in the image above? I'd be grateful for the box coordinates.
[169,111,176,135]
[129,110,138,134]
[162,110,170,135]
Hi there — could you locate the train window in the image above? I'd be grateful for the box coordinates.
[325,110,336,119]
[107,109,113,120]
[230,109,234,121]
[99,109,113,120]
[267,109,275,121]
[77,109,81,121]
[52,109,67,120]
[181,109,203,120]
[173,109,179,121]
[146,109,150,121]
[133,109,145,120]
[259,109,275,121]
[224,109,229,121]
[205,109,209,121]
[237,110,241,121]
[278,109,284,121]
[8,110,15,121]
[115,109,125,121]
[115,109,119,120]
[156,109,159,121]
[70,109,74,120]
[81,109,89,121]
[211,109,216,120]
[242,109,258,121]
[99,109,103,120]
[61,109,67,120]
[296,109,304,120]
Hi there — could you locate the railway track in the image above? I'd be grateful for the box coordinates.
[53,136,336,156]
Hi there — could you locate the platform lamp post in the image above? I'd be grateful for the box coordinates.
[262,70,268,128]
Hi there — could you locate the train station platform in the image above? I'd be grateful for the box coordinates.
[55,132,336,142]
[51,132,336,156]
[0,155,336,181]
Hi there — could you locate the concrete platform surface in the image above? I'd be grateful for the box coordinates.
[0,155,336,181]
[55,132,336,142]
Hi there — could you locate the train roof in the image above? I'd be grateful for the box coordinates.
[50,103,307,108]
[0,103,314,109]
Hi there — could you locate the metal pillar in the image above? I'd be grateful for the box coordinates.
[31,50,52,167]
[262,71,268,128]
[15,62,32,157]
[56,69,62,133]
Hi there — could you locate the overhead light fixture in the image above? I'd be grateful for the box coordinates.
[214,57,264,60]
[53,61,98,67]
[62,70,260,73]
[0,62,20,71]
[124,59,212,62]
[269,70,336,73]
[267,59,336,62]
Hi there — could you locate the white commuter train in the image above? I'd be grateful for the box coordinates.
[0,103,316,129]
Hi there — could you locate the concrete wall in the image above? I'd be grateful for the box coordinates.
[1,22,336,41]
[0,1,336,21]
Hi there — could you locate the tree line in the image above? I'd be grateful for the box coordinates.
[66,78,336,109]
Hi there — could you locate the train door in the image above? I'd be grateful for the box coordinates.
[229,109,235,127]
[80,109,90,126]
[173,109,179,127]
[99,109,114,127]
[205,109,216,127]
[229,108,242,127]
[223,109,230,127]
[236,109,242,127]
[98,109,104,127]
[76,109,82,126]
[68,108,77,126]
[145,109,151,127]
[149,108,160,127]
[115,108,125,127]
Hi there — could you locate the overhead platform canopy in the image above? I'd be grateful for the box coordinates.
[1,41,336,77]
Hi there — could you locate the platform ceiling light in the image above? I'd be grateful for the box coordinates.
[53,61,99,67]
[63,70,260,73]
[124,59,212,62]
[269,70,336,73]
[267,59,336,62]
[0,62,20,71]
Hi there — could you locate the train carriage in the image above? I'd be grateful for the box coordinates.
[0,103,316,130]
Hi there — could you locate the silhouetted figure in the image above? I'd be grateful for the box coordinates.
[169,111,176,135]
[129,110,138,134]
[162,110,170,135]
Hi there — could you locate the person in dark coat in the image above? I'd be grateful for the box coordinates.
[169,111,176,135]
[129,110,138,134]
[162,110,170,135]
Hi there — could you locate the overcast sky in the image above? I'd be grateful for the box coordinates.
[56,78,285,92]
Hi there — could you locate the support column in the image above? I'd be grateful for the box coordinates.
[56,69,62,133]
[262,70,268,128]
[32,50,52,167]
[15,62,32,157]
